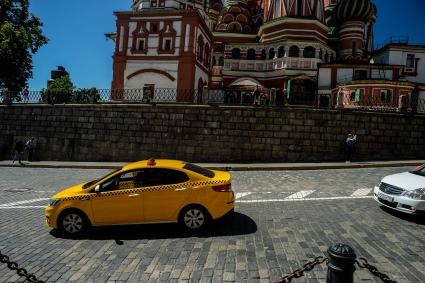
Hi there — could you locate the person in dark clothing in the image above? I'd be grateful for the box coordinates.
[345,133,357,162]
[12,140,25,165]
[25,137,35,162]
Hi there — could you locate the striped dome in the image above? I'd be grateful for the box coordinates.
[216,1,255,33]
[335,0,373,22]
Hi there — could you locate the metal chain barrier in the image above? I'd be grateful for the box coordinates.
[0,250,44,283]
[274,256,328,283]
[356,257,398,283]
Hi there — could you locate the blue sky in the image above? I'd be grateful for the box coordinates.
[27,0,425,90]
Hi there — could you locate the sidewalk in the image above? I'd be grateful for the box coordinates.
[0,159,423,171]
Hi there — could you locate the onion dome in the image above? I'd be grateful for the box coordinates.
[335,0,373,23]
[215,0,255,33]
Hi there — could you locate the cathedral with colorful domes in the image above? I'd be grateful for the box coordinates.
[111,0,425,109]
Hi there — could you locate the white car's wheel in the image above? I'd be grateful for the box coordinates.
[179,206,209,230]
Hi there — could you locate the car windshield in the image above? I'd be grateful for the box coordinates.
[82,168,121,189]
[183,163,215,178]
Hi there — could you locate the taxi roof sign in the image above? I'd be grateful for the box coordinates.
[147,158,156,166]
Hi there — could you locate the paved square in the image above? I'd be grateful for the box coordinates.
[0,166,424,282]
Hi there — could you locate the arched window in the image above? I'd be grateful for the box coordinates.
[197,35,204,61]
[231,48,241,59]
[269,48,275,59]
[219,56,224,66]
[289,46,299,57]
[352,41,357,56]
[261,49,266,60]
[247,48,256,60]
[303,46,315,58]
[278,46,285,58]
[204,43,210,67]
[297,0,303,16]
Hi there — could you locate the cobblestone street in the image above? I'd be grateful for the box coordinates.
[0,166,424,282]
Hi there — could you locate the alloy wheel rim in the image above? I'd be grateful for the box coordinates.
[63,213,83,233]
[184,209,204,229]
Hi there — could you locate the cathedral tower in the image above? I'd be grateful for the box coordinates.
[334,0,373,61]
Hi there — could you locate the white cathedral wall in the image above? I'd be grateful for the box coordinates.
[124,61,178,89]
[195,65,209,90]
[387,49,425,83]
[418,90,425,113]
[318,68,331,88]
[336,68,352,84]
[127,19,182,57]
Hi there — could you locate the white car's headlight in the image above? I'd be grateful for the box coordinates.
[49,198,62,206]
[402,188,425,200]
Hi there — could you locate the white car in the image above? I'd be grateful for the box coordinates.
[374,164,425,215]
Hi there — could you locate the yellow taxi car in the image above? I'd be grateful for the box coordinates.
[45,159,234,235]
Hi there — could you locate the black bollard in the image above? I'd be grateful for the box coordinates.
[326,243,357,283]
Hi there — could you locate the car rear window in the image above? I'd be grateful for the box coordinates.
[183,163,215,178]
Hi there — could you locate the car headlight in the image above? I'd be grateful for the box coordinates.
[49,198,62,206]
[402,188,425,200]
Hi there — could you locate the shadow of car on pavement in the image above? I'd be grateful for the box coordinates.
[380,206,425,225]
[50,211,257,241]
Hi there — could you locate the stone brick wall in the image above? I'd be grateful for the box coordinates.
[0,104,424,162]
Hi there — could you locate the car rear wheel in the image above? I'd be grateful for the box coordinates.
[58,210,89,235]
[179,206,209,230]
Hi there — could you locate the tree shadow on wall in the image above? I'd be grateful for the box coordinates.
[50,211,257,242]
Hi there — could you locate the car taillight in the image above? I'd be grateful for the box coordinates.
[212,184,231,192]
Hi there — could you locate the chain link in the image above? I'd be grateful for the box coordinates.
[0,250,44,283]
[274,256,328,283]
[356,257,398,283]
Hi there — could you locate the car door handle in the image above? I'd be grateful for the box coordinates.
[128,193,140,197]
[175,188,187,191]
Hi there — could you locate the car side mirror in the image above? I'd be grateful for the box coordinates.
[94,185,100,193]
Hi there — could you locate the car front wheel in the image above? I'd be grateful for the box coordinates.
[179,206,209,230]
[58,210,89,235]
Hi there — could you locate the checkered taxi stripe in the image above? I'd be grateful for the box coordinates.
[61,179,229,202]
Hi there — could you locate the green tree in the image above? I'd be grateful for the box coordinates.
[74,87,101,103]
[41,76,101,104]
[0,0,48,103]
[41,75,74,104]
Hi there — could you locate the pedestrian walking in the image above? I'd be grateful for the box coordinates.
[12,140,25,165]
[25,137,35,162]
[345,133,357,163]
[22,86,29,103]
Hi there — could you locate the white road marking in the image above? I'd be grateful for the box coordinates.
[0,198,50,207]
[351,188,372,197]
[235,192,253,199]
[0,206,46,209]
[284,190,315,200]
[0,190,376,209]
[237,195,373,203]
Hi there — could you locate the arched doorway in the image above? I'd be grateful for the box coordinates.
[287,75,316,106]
